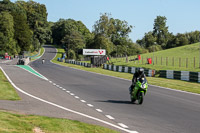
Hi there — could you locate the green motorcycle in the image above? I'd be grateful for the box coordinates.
[130,77,148,104]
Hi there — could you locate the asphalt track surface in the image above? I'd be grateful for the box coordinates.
[1,45,200,133]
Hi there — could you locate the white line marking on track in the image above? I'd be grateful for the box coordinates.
[53,83,56,86]
[49,81,52,83]
[106,115,115,120]
[96,109,103,112]
[87,104,94,107]
[130,131,139,133]
[118,123,129,128]
[70,93,74,96]
[75,96,79,99]
[1,68,136,133]
[62,88,66,91]
[80,100,86,103]
[66,91,70,93]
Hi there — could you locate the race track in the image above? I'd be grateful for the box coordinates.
[29,45,200,133]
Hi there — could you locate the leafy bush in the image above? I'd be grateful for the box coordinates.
[68,49,76,60]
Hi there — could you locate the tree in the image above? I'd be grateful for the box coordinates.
[111,19,132,44]
[93,13,132,42]
[187,31,200,44]
[144,32,157,48]
[93,13,113,37]
[0,0,51,54]
[0,0,16,13]
[166,33,176,48]
[136,38,146,48]
[175,33,189,46]
[12,11,32,53]
[16,0,48,29]
[0,11,17,55]
[52,19,91,47]
[16,0,49,50]
[92,34,114,54]
[51,19,92,59]
[75,21,93,45]
[61,30,85,58]
[153,16,170,48]
[93,13,133,55]
[136,32,158,52]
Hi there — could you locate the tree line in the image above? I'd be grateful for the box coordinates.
[136,16,200,52]
[52,13,145,60]
[53,14,200,60]
[1,0,199,59]
[0,0,51,55]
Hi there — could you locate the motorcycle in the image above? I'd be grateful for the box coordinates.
[130,77,148,104]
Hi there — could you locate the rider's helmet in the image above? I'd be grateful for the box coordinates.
[138,68,144,76]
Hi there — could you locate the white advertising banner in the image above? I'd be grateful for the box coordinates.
[83,49,106,55]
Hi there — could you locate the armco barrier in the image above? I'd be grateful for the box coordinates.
[64,60,199,83]
[65,60,91,67]
[159,70,200,83]
[103,64,155,77]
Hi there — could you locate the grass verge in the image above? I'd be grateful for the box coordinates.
[52,47,200,94]
[40,47,45,57]
[0,110,118,133]
[0,69,20,100]
[30,47,45,61]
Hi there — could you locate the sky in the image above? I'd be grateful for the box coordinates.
[11,0,200,42]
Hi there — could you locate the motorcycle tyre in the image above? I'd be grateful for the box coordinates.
[138,91,144,105]
[130,95,136,103]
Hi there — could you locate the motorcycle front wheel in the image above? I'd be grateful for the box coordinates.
[138,91,144,104]
[131,97,136,103]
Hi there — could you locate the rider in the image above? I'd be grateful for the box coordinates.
[42,59,45,64]
[129,68,146,94]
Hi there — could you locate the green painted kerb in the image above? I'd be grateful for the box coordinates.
[31,56,41,59]
[17,65,44,79]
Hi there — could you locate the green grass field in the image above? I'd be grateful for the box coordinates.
[0,110,118,133]
[111,43,200,72]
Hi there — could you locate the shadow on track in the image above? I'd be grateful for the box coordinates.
[96,100,135,104]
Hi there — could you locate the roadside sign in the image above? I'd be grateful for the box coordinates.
[83,49,106,55]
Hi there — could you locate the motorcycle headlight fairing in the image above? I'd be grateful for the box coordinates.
[141,84,146,89]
